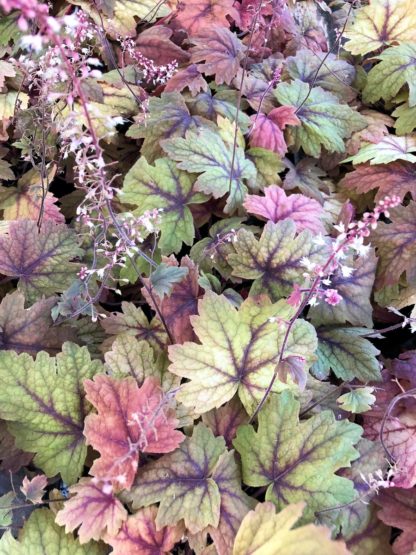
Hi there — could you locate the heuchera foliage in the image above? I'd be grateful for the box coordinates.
[0,0,415,553]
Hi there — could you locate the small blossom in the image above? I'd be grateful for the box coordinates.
[324,289,343,306]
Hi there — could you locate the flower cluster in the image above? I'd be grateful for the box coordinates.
[295,195,401,308]
[119,37,178,86]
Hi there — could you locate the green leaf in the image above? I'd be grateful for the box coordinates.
[227,220,328,300]
[363,44,416,107]
[149,263,189,298]
[161,127,257,213]
[0,492,15,527]
[342,134,416,165]
[188,90,251,132]
[128,423,227,533]
[0,343,103,484]
[337,387,376,414]
[126,92,212,162]
[104,335,178,392]
[312,328,381,382]
[285,49,356,102]
[392,101,416,134]
[101,301,168,353]
[120,156,207,254]
[168,291,317,415]
[274,80,366,157]
[233,390,362,519]
[246,147,285,189]
[0,508,105,555]
[233,502,350,555]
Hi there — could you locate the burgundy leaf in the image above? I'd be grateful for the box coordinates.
[190,27,246,85]
[135,26,190,65]
[165,64,208,96]
[341,161,416,202]
[170,0,240,36]
[142,255,204,344]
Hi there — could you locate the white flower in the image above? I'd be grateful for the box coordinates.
[350,236,371,256]
[340,265,354,277]
[20,34,44,52]
[308,296,319,306]
[300,257,316,272]
[313,233,326,246]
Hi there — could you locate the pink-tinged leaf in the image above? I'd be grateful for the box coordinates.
[190,27,245,86]
[341,162,416,202]
[392,351,416,387]
[135,26,190,65]
[55,478,128,544]
[249,106,300,156]
[170,0,240,36]
[238,70,276,113]
[363,375,416,489]
[373,201,416,288]
[277,355,308,391]
[20,474,48,504]
[0,421,33,472]
[376,488,416,555]
[142,256,203,344]
[0,186,64,224]
[83,375,184,490]
[202,397,248,449]
[104,506,184,554]
[165,64,208,96]
[243,185,325,233]
[236,0,272,31]
[0,220,82,303]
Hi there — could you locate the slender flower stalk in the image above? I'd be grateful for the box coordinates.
[250,195,402,422]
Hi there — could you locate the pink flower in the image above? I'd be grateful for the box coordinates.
[324,289,343,306]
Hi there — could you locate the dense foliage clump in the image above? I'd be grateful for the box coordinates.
[0,0,414,553]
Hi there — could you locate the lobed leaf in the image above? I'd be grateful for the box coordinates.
[189,27,245,86]
[83,375,184,490]
[120,156,207,255]
[364,43,416,107]
[228,219,328,300]
[0,220,82,303]
[104,506,184,554]
[168,291,317,415]
[233,502,350,555]
[161,127,257,213]
[312,327,381,382]
[274,80,366,157]
[0,508,106,555]
[0,342,103,484]
[243,185,324,233]
[234,390,362,519]
[55,478,128,543]
[344,0,416,56]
